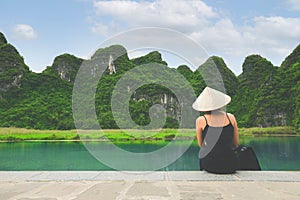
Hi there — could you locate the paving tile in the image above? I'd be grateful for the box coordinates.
[93,171,165,181]
[126,181,170,197]
[0,182,42,200]
[73,181,126,200]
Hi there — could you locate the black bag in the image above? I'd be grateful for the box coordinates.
[233,145,261,170]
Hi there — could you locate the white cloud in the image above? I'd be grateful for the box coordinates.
[190,19,244,55]
[248,16,300,42]
[242,16,300,65]
[287,0,300,10]
[190,16,300,73]
[12,24,37,40]
[90,0,300,75]
[90,21,120,36]
[92,0,217,33]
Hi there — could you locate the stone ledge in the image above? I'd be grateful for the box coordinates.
[0,171,299,182]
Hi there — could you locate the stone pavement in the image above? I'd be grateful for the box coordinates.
[0,171,299,200]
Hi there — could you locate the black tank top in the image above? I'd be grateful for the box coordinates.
[199,113,237,174]
[201,113,234,150]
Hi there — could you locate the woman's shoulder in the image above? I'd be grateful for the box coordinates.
[196,115,207,130]
[196,115,207,124]
[226,112,234,117]
[226,113,237,123]
[196,115,205,121]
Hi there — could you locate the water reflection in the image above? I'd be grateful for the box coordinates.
[0,136,299,171]
[240,136,300,170]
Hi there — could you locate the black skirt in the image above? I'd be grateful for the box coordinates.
[200,150,238,174]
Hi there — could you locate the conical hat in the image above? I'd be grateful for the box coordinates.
[192,87,231,111]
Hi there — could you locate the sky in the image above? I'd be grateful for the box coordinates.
[0,0,300,75]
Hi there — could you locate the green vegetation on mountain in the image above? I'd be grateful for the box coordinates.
[198,56,239,97]
[0,32,299,131]
[281,44,300,69]
[0,32,7,45]
[43,54,83,82]
[132,51,168,66]
[0,72,74,130]
[229,55,278,127]
[0,40,29,93]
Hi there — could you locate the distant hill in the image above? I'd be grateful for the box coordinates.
[0,32,299,130]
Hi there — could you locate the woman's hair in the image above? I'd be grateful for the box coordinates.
[201,108,224,115]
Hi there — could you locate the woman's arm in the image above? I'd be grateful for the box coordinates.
[196,117,204,147]
[229,113,239,147]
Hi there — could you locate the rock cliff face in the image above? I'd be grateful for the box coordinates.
[0,33,29,93]
[130,51,182,127]
[43,54,83,83]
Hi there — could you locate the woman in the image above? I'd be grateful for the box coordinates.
[192,87,239,174]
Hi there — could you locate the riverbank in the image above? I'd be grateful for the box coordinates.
[0,126,298,142]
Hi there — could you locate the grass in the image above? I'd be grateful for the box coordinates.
[0,128,195,141]
[0,126,298,142]
[239,126,299,136]
[0,128,79,141]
